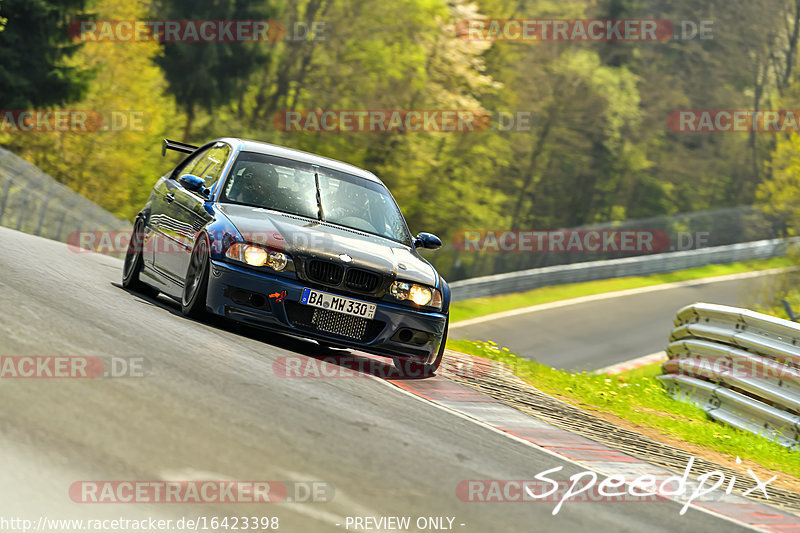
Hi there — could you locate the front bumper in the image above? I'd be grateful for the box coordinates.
[206,260,448,363]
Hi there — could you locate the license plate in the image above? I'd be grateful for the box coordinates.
[300,288,377,319]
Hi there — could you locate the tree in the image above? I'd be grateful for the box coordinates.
[9,0,181,220]
[0,1,7,32]
[0,0,93,108]
[151,0,278,141]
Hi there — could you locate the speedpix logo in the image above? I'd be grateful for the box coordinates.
[457,457,775,516]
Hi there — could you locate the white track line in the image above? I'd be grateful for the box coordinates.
[594,351,668,375]
[450,267,793,329]
[375,377,771,532]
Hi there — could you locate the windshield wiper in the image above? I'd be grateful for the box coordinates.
[312,165,325,221]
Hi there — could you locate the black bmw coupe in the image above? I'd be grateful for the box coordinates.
[123,138,449,375]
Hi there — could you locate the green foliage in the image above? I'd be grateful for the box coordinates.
[7,0,800,265]
[2,0,180,220]
[449,339,800,479]
[152,0,279,140]
[0,2,7,32]
[758,132,800,233]
[0,0,94,107]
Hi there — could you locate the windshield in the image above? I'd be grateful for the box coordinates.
[220,151,411,244]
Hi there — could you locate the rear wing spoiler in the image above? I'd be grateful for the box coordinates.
[162,138,199,156]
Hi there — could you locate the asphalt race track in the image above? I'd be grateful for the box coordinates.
[0,226,764,532]
[451,273,779,371]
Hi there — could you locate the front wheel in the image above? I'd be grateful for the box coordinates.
[182,235,210,318]
[393,318,448,377]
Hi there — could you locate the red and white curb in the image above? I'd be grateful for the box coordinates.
[374,354,800,532]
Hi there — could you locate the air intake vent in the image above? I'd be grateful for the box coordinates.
[344,268,380,292]
[307,260,344,285]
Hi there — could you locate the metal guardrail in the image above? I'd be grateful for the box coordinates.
[434,206,782,281]
[659,303,800,450]
[449,238,798,301]
[0,147,131,242]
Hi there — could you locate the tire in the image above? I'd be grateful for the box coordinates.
[393,317,448,378]
[122,218,159,297]
[181,234,210,318]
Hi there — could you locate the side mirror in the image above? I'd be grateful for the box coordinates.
[414,232,442,250]
[179,174,210,198]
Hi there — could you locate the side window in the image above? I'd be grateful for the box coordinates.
[174,147,211,179]
[189,144,231,187]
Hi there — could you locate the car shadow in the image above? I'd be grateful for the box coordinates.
[113,283,434,381]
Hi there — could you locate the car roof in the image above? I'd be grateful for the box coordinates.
[214,137,382,184]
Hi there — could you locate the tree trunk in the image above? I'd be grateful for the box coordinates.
[183,103,194,142]
[510,107,557,230]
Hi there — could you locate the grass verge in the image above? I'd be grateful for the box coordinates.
[447,339,800,485]
[450,257,792,323]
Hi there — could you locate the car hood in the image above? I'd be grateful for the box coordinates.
[218,204,438,287]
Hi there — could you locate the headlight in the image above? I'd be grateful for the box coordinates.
[409,285,432,306]
[390,282,411,300]
[268,252,288,271]
[390,281,440,308]
[226,243,289,271]
[244,246,268,266]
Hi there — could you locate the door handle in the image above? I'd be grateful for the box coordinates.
[165,193,175,203]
